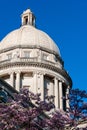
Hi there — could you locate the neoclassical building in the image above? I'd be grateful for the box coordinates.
[0,9,72,110]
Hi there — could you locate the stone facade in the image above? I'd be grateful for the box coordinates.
[0,9,72,110]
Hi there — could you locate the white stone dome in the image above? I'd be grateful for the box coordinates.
[0,9,72,110]
[0,25,60,56]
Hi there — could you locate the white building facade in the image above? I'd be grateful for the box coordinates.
[0,9,72,110]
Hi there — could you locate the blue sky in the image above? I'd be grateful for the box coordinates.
[0,0,87,90]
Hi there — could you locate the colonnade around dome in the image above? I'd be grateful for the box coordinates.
[0,66,70,110]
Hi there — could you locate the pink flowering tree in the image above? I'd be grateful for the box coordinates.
[0,88,71,130]
[0,88,87,130]
[0,88,52,130]
[66,89,87,130]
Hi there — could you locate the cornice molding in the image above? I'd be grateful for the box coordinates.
[0,61,72,86]
[0,45,57,55]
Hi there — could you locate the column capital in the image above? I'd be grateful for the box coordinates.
[67,85,70,89]
[33,71,45,76]
[15,71,21,74]
[37,72,45,76]
[8,71,14,75]
[33,71,37,76]
[59,80,62,84]
[54,77,58,80]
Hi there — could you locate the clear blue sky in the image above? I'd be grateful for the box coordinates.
[0,0,87,90]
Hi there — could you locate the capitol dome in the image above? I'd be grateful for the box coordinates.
[0,9,72,110]
[0,25,60,56]
[0,9,60,56]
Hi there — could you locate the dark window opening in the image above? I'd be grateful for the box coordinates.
[24,16,28,25]
[63,85,67,111]
[25,18,28,24]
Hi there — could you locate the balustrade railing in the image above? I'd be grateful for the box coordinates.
[0,57,62,68]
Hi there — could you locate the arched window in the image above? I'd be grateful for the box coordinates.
[24,16,28,25]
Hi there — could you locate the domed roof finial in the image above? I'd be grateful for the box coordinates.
[21,9,35,27]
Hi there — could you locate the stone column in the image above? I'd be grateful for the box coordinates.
[16,72,20,91]
[33,72,37,94]
[40,74,44,101]
[54,78,59,108]
[66,86,70,109]
[59,81,63,109]
[10,72,14,87]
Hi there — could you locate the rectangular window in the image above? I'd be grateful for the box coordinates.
[7,53,12,60]
[54,55,58,62]
[24,51,30,58]
[24,16,28,25]
[43,54,48,60]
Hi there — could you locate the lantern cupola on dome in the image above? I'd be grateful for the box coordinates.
[21,9,35,27]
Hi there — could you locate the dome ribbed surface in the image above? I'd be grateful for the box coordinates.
[0,25,60,56]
